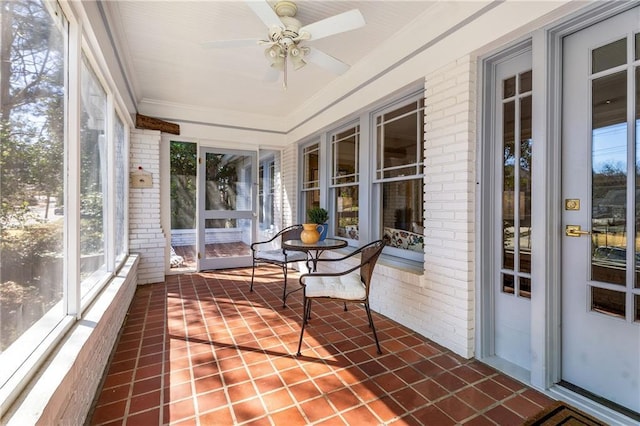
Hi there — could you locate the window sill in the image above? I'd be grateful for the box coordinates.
[329,246,424,285]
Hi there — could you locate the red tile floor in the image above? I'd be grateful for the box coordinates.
[89,266,555,425]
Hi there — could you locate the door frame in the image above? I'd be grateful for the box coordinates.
[477,2,639,423]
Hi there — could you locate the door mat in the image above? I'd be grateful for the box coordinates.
[524,401,607,426]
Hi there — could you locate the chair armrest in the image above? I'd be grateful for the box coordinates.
[250,235,280,251]
[300,262,363,285]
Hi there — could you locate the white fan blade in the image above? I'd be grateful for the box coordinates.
[305,48,350,75]
[299,9,365,41]
[201,39,260,49]
[245,0,283,29]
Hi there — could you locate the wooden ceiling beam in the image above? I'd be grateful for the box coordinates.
[135,113,180,135]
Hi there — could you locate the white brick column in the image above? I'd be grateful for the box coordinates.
[421,55,477,357]
[129,129,166,284]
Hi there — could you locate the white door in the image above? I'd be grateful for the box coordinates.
[197,148,257,270]
[562,6,640,414]
[494,51,533,371]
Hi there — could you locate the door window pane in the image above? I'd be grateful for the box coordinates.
[501,70,533,297]
[503,76,516,98]
[519,96,532,274]
[502,100,516,271]
[204,153,252,211]
[519,71,532,93]
[592,38,626,74]
[258,151,278,242]
[591,72,627,286]
[170,141,197,269]
[0,0,65,350]
[591,286,625,318]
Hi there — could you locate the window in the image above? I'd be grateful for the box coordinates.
[169,141,197,269]
[80,54,108,296]
[0,0,130,409]
[114,114,127,265]
[259,156,276,231]
[501,71,532,298]
[375,98,425,260]
[331,125,360,242]
[299,91,425,262]
[0,0,66,353]
[302,142,320,213]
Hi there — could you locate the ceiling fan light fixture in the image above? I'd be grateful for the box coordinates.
[291,56,306,70]
[204,0,365,90]
[264,44,283,60]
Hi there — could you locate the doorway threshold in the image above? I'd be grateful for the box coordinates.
[480,355,531,386]
[548,382,640,426]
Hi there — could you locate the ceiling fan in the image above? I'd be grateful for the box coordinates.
[202,0,366,89]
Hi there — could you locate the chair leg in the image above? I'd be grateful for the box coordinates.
[344,302,348,312]
[306,299,312,322]
[297,296,309,356]
[250,261,256,292]
[364,303,382,355]
[282,265,288,308]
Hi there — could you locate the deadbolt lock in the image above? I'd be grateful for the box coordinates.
[565,199,580,210]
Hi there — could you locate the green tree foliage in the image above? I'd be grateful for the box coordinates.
[1,0,64,224]
[170,142,197,229]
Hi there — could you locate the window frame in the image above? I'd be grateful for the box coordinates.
[297,87,425,264]
[0,0,131,413]
[371,95,425,262]
[329,121,361,246]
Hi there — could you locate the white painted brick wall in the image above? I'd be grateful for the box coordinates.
[282,56,477,359]
[3,256,139,425]
[129,129,166,284]
[362,56,477,359]
[421,54,476,357]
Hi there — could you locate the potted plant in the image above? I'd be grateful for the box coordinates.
[306,207,329,241]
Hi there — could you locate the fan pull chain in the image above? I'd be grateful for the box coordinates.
[283,50,288,90]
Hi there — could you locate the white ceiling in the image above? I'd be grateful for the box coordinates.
[104,1,438,126]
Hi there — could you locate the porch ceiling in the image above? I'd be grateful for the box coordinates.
[102,1,437,127]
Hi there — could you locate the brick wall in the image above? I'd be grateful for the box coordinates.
[2,256,139,425]
[129,129,166,284]
[326,56,478,359]
[421,55,477,357]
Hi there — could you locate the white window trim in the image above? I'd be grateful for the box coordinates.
[297,86,426,264]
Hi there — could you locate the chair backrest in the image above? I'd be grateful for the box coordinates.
[279,224,303,247]
[360,239,385,295]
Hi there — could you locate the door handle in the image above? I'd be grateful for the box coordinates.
[565,225,591,237]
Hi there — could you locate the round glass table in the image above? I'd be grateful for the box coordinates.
[283,238,348,271]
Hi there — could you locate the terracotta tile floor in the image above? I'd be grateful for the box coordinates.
[89,266,555,425]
